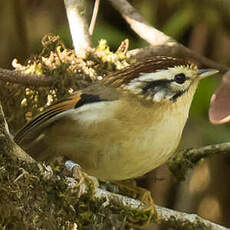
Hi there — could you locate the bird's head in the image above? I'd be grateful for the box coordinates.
[105,56,218,103]
[125,63,218,103]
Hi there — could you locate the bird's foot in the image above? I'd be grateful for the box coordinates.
[65,160,99,196]
[113,180,158,227]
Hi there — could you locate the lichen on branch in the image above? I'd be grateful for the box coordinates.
[0,34,131,131]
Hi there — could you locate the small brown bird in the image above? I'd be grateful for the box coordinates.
[14,56,218,181]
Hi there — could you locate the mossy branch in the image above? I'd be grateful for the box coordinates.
[0,103,34,163]
[87,186,230,229]
[168,143,230,181]
[1,98,229,229]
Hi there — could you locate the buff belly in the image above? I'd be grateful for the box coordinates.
[87,119,181,180]
[52,102,185,181]
[39,91,193,181]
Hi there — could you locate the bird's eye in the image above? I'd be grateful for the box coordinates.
[174,73,186,84]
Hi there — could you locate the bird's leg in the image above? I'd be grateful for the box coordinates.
[72,163,88,186]
[65,160,99,194]
[112,180,158,227]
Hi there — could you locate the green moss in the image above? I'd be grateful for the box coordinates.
[161,215,208,230]
[0,153,78,229]
[0,151,157,229]
[167,148,207,181]
[1,34,132,132]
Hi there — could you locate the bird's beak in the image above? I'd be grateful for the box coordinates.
[198,69,219,79]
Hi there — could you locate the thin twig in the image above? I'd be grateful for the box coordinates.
[0,68,55,87]
[108,0,172,46]
[129,45,229,72]
[89,0,100,35]
[184,142,230,162]
[108,0,229,72]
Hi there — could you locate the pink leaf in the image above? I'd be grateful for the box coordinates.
[209,70,230,124]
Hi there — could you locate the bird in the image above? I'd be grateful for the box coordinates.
[14,56,218,181]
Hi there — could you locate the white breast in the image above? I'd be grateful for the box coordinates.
[70,101,119,125]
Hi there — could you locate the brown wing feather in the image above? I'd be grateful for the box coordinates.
[14,92,82,144]
[14,83,120,147]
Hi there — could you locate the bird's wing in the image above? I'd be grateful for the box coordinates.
[14,84,119,146]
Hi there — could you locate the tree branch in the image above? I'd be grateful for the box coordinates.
[0,67,55,87]
[64,0,92,57]
[168,143,230,181]
[129,46,229,72]
[0,102,34,163]
[89,0,100,35]
[65,161,230,230]
[108,0,229,72]
[93,188,229,229]
[108,0,172,46]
